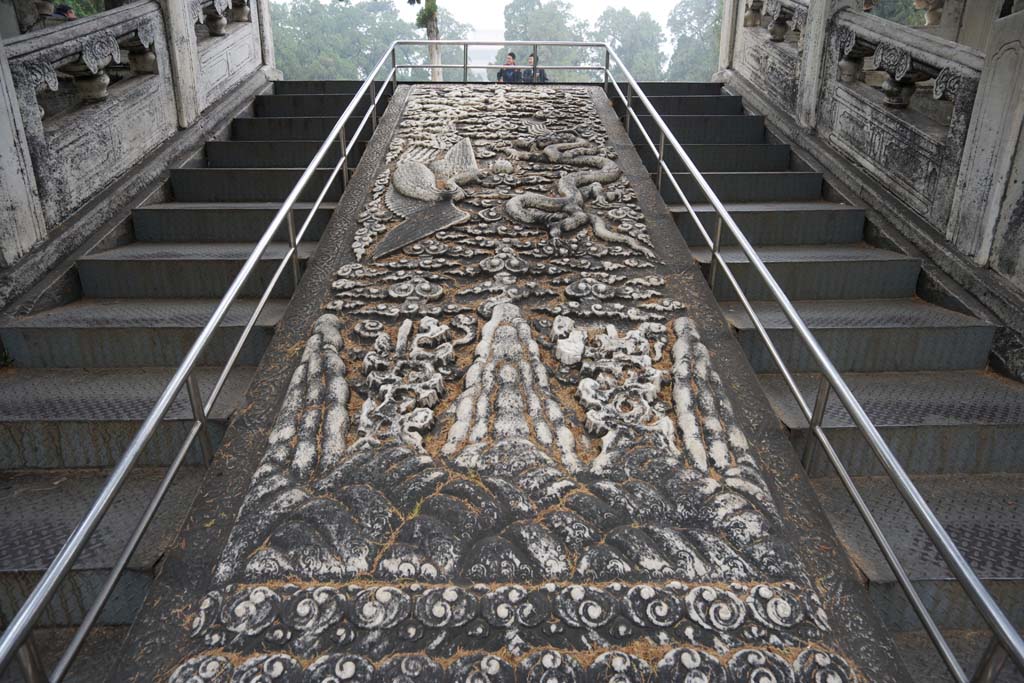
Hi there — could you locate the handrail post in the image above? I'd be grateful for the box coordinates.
[972,637,1008,683]
[369,80,378,129]
[602,47,610,92]
[624,81,633,132]
[391,47,398,88]
[186,374,214,466]
[16,637,46,683]
[463,43,469,83]
[339,126,350,184]
[802,375,832,472]
[286,209,301,287]
[532,43,538,82]
[708,215,724,289]
[655,129,666,190]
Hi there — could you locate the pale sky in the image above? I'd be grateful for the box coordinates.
[393,0,680,63]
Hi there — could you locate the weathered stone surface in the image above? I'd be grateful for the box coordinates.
[159,85,874,680]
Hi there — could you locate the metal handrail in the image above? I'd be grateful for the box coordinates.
[0,40,1019,683]
[600,44,1024,683]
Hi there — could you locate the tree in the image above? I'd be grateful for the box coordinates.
[665,0,721,81]
[867,0,925,26]
[590,8,665,81]
[495,0,592,82]
[408,0,441,81]
[271,0,419,80]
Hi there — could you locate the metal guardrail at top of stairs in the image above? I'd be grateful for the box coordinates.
[0,40,1020,683]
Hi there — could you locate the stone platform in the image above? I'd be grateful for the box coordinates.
[109,85,906,682]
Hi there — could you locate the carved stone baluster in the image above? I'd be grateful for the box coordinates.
[764,0,790,42]
[874,42,916,108]
[231,0,250,22]
[835,25,870,83]
[195,0,229,36]
[913,0,944,26]
[62,32,121,103]
[124,21,159,74]
[744,0,764,27]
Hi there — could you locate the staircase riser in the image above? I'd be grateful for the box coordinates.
[679,210,865,246]
[659,174,823,203]
[231,117,374,142]
[615,95,743,116]
[0,419,220,469]
[637,145,791,172]
[631,117,766,144]
[254,95,355,118]
[0,326,274,368]
[170,170,343,203]
[133,208,330,243]
[704,261,921,300]
[274,81,366,95]
[0,570,153,627]
[793,425,1024,477]
[205,141,364,169]
[79,260,298,299]
[615,83,723,96]
[737,326,994,373]
[868,581,1024,633]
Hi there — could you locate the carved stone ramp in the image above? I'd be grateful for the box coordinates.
[107,85,907,683]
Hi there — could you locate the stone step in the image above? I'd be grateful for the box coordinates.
[670,201,865,246]
[690,244,921,301]
[0,366,252,469]
[254,93,355,118]
[632,114,766,144]
[0,626,129,683]
[892,630,1024,683]
[77,242,316,299]
[723,299,996,373]
[811,474,1024,633]
[273,80,365,95]
[169,168,344,203]
[231,115,372,142]
[133,202,333,243]
[656,171,823,203]
[636,143,792,172]
[624,81,724,96]
[615,94,744,116]
[0,298,286,368]
[760,370,1024,476]
[205,140,364,169]
[0,467,204,626]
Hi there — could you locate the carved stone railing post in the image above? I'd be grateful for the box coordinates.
[159,0,202,126]
[795,0,858,129]
[0,45,48,268]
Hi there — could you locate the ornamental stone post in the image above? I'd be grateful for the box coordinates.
[158,0,203,127]
[0,45,47,267]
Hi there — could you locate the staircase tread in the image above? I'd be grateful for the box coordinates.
[2,298,288,329]
[812,473,1024,583]
[722,299,994,331]
[661,170,822,177]
[759,370,1024,428]
[0,467,204,572]
[892,630,1024,683]
[0,626,129,683]
[672,200,862,212]
[0,367,254,421]
[690,243,918,263]
[79,241,317,261]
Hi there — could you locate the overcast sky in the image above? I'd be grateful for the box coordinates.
[393,0,681,62]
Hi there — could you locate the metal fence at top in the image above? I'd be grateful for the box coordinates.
[0,39,1020,683]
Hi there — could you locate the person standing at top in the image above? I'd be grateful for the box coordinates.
[497,52,520,84]
[521,53,548,84]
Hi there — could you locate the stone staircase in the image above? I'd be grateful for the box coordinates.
[0,79,383,682]
[618,81,1024,681]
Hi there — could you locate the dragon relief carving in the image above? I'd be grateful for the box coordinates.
[172,85,860,682]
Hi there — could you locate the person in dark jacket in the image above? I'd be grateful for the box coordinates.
[522,53,548,84]
[497,52,520,84]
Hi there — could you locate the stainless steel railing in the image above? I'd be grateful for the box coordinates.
[0,40,1019,683]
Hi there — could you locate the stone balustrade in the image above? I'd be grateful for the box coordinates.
[0,0,275,275]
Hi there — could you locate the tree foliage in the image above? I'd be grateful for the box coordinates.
[665,0,721,81]
[590,8,665,81]
[867,0,925,26]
